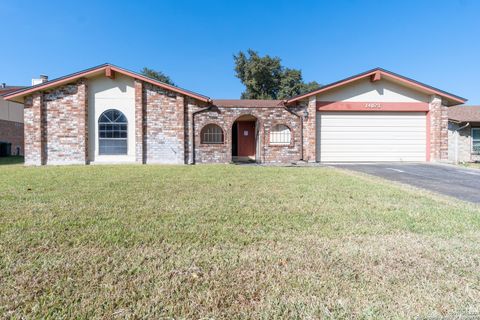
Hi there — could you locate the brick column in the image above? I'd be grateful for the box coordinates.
[176,95,185,163]
[429,95,448,161]
[24,93,43,165]
[303,96,317,162]
[77,78,88,163]
[134,80,144,163]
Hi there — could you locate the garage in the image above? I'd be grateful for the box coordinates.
[316,112,427,162]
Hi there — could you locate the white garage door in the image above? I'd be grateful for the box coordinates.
[317,112,426,162]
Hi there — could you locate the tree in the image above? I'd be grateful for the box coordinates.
[234,49,319,100]
[140,67,175,86]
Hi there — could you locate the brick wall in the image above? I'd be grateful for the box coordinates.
[23,79,88,165]
[0,119,24,155]
[429,95,449,161]
[192,106,303,164]
[142,83,186,164]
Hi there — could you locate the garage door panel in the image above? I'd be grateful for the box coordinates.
[319,139,426,145]
[322,119,425,127]
[321,131,426,140]
[321,144,425,152]
[321,126,426,132]
[317,112,427,162]
[321,154,425,162]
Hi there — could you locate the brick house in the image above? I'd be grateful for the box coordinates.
[0,85,25,156]
[448,105,480,163]
[2,64,466,165]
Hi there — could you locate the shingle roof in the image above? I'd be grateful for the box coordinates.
[0,86,25,96]
[212,99,284,108]
[448,105,480,122]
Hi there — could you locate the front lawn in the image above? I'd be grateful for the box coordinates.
[0,165,479,318]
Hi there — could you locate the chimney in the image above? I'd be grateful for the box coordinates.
[32,75,49,86]
[1,83,5,89]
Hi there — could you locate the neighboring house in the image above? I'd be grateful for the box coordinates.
[2,64,466,165]
[0,84,25,156]
[448,105,480,163]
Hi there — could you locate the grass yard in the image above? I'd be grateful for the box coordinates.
[1,164,479,319]
[462,162,480,169]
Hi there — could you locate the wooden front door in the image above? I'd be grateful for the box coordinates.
[237,121,256,157]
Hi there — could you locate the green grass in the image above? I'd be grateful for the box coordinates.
[0,156,24,166]
[462,162,480,169]
[1,164,479,319]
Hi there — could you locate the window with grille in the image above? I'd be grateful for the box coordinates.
[472,128,480,155]
[98,109,128,155]
[270,124,291,145]
[201,124,224,144]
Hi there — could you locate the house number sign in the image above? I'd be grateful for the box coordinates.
[365,103,382,109]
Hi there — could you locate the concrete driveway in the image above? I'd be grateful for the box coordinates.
[329,163,480,204]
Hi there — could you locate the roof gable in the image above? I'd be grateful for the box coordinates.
[3,64,211,103]
[286,68,466,106]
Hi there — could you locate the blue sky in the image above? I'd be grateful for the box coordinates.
[0,0,478,103]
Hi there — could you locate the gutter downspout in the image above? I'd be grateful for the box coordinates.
[454,122,469,164]
[191,105,212,164]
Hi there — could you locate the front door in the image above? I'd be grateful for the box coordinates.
[237,121,255,157]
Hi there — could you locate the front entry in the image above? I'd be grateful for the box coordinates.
[237,121,256,157]
[232,116,257,162]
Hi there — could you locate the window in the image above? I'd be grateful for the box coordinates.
[98,109,128,155]
[270,124,291,145]
[472,128,480,155]
[201,124,224,144]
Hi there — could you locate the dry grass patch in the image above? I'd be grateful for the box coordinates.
[0,164,479,318]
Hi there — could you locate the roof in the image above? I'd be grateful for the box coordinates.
[0,86,25,96]
[3,63,211,103]
[448,105,480,123]
[212,99,284,108]
[286,67,467,106]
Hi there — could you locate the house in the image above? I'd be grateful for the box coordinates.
[0,84,25,156]
[448,105,480,163]
[2,64,466,165]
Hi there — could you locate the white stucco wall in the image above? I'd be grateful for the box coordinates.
[87,74,136,163]
[315,78,429,103]
[0,98,23,123]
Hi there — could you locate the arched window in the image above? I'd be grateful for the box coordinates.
[98,109,128,155]
[270,124,291,145]
[201,124,224,144]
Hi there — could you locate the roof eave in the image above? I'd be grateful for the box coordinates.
[3,63,211,103]
[285,68,467,106]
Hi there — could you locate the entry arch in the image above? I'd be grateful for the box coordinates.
[231,114,260,162]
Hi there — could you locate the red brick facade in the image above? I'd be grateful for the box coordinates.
[429,95,449,161]
[191,106,303,164]
[15,67,457,165]
[23,79,88,165]
[0,119,24,155]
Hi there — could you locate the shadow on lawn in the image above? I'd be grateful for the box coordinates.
[0,156,24,166]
